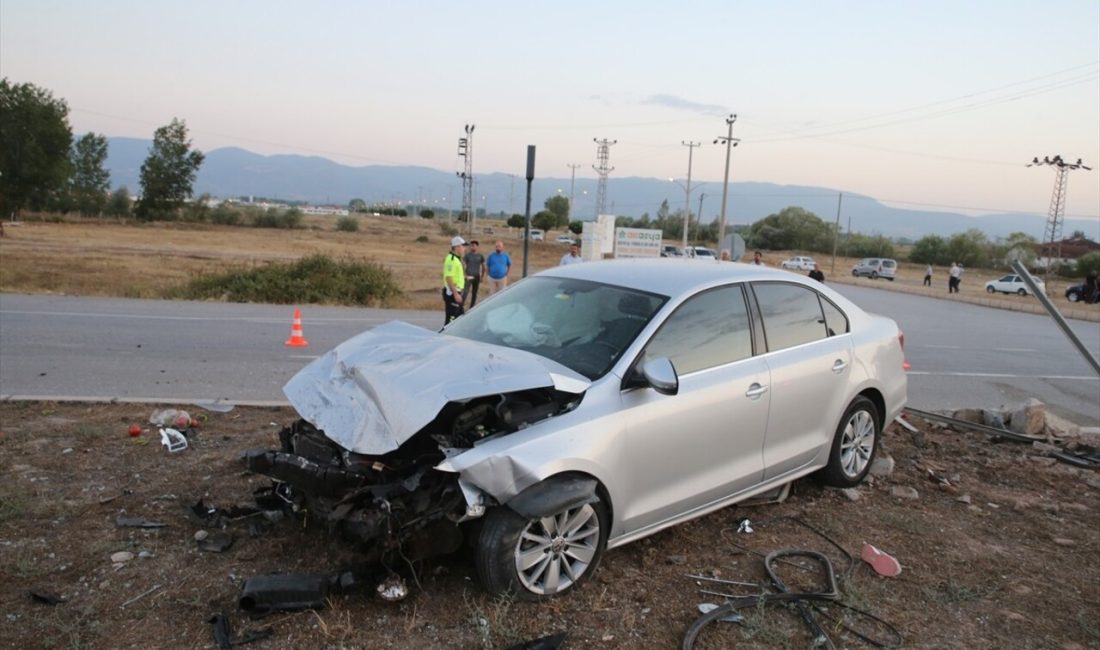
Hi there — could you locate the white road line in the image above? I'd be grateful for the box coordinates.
[0,309,426,324]
[907,371,1099,380]
[918,344,961,349]
[287,355,320,360]
[990,348,1038,353]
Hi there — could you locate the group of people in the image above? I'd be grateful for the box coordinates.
[923,263,964,293]
[442,237,514,324]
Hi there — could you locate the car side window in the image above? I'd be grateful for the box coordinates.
[753,283,830,351]
[819,296,849,337]
[642,285,752,374]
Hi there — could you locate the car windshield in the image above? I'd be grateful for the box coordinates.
[444,277,668,379]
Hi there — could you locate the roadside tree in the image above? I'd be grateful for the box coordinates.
[544,195,570,228]
[69,132,110,215]
[135,118,204,220]
[0,79,73,217]
[908,234,949,265]
[568,220,583,234]
[419,209,434,219]
[106,187,131,217]
[531,210,558,232]
[506,214,525,228]
[348,198,367,212]
[946,229,990,268]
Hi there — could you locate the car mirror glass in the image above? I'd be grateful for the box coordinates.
[642,357,678,395]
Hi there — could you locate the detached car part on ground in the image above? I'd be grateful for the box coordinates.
[243,260,908,600]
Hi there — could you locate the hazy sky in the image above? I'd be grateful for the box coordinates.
[3,0,1098,220]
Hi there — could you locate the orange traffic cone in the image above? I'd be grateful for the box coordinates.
[284,307,309,347]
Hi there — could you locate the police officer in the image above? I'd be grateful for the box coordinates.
[443,236,467,325]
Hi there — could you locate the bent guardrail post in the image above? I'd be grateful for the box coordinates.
[1011,259,1100,376]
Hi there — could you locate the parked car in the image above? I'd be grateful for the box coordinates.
[244,260,908,600]
[557,234,577,244]
[781,256,816,271]
[661,245,683,257]
[527,229,545,241]
[687,246,717,259]
[985,274,1045,296]
[1064,283,1097,303]
[851,258,897,281]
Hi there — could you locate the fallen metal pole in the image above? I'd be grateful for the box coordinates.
[1011,259,1100,376]
[904,407,1043,443]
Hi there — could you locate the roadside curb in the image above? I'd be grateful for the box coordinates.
[0,395,292,407]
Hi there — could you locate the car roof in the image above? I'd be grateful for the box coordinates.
[535,258,805,297]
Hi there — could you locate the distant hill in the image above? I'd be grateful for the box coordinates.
[105,137,1098,241]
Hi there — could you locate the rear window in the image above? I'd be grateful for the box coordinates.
[882,260,896,268]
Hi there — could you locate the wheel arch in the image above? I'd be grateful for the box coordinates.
[504,471,614,526]
[856,387,886,431]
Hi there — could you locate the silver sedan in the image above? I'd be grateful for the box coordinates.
[245,259,908,600]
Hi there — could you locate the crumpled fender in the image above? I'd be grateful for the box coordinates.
[505,475,598,519]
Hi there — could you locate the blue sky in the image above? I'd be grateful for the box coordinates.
[2,0,1098,220]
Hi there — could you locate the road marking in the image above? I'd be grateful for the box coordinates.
[918,344,961,349]
[991,348,1037,353]
[0,309,432,325]
[907,371,1099,380]
[288,355,320,360]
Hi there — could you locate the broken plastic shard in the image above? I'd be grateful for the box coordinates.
[159,428,188,453]
[861,542,902,577]
[375,575,408,602]
[736,519,754,534]
[698,603,744,624]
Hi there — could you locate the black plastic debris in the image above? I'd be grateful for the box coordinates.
[504,632,567,650]
[239,574,330,615]
[116,515,168,529]
[208,613,272,648]
[197,530,234,553]
[29,590,66,605]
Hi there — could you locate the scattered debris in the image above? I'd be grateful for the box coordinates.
[893,415,919,433]
[870,454,896,477]
[502,632,567,650]
[150,409,195,429]
[28,590,66,606]
[838,487,862,502]
[738,482,791,506]
[128,424,142,437]
[239,574,331,615]
[196,531,234,553]
[194,400,235,414]
[208,614,272,648]
[376,575,408,602]
[861,543,902,577]
[110,551,134,564]
[115,515,167,529]
[736,518,754,534]
[120,583,161,608]
[159,428,188,453]
[889,486,919,500]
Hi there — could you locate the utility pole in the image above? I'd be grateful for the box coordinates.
[456,124,475,237]
[523,146,536,277]
[714,114,739,250]
[592,139,617,218]
[508,174,516,217]
[697,193,706,242]
[680,140,701,250]
[567,163,581,215]
[831,192,842,274]
[1028,156,1092,278]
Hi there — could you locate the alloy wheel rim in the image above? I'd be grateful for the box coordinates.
[840,410,876,478]
[514,504,600,595]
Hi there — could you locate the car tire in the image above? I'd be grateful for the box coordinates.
[1068,291,1080,303]
[1017,288,1027,296]
[476,485,608,600]
[986,286,996,294]
[887,277,894,282]
[821,396,880,488]
[870,271,878,280]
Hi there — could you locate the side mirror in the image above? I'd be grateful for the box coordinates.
[641,357,678,396]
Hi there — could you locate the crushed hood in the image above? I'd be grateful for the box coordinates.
[283,321,591,455]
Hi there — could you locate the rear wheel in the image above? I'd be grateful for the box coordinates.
[476,484,608,600]
[870,271,878,280]
[1068,290,1081,303]
[1017,288,1027,296]
[821,396,880,487]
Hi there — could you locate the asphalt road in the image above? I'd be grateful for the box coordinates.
[1,289,1098,425]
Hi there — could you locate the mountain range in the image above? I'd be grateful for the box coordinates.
[105,137,1098,241]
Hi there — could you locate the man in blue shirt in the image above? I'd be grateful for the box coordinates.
[485,240,512,295]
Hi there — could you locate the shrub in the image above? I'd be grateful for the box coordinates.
[438,222,459,237]
[209,204,241,226]
[415,235,429,243]
[335,216,359,232]
[1070,251,1100,278]
[252,207,302,229]
[177,254,401,306]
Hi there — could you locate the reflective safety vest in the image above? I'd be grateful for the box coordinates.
[443,252,466,293]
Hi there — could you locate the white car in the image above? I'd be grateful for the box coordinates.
[985,274,1044,296]
[557,234,577,244]
[245,260,908,600]
[781,256,816,270]
[687,246,717,259]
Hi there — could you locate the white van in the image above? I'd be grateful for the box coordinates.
[528,229,545,241]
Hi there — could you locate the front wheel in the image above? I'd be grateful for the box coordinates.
[986,286,996,293]
[821,396,880,487]
[1017,288,1027,296]
[870,271,878,280]
[1068,291,1080,303]
[476,488,608,600]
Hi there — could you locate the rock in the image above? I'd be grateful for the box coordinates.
[1062,503,1090,514]
[937,483,959,495]
[1085,478,1100,490]
[1052,537,1076,547]
[193,530,209,542]
[952,408,984,424]
[666,555,687,565]
[956,494,972,504]
[982,409,1007,428]
[1027,456,1057,466]
[110,551,134,563]
[1061,642,1086,650]
[1008,398,1046,436]
[967,505,984,514]
[1002,610,1026,622]
[839,488,862,502]
[1043,412,1080,438]
[869,455,895,477]
[138,551,154,559]
[1011,584,1032,596]
[890,486,919,500]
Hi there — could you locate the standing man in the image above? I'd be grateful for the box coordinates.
[948,262,961,293]
[808,263,825,283]
[752,251,765,265]
[443,236,467,325]
[923,264,933,287]
[463,240,486,307]
[485,240,512,295]
[560,242,583,265]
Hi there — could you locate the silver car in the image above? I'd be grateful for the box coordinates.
[244,260,907,599]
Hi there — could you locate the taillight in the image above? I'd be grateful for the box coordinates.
[898,330,911,370]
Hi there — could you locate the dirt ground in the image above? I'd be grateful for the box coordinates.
[0,402,1097,649]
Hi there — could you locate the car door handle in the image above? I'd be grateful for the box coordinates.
[745,383,769,399]
[832,359,848,373]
